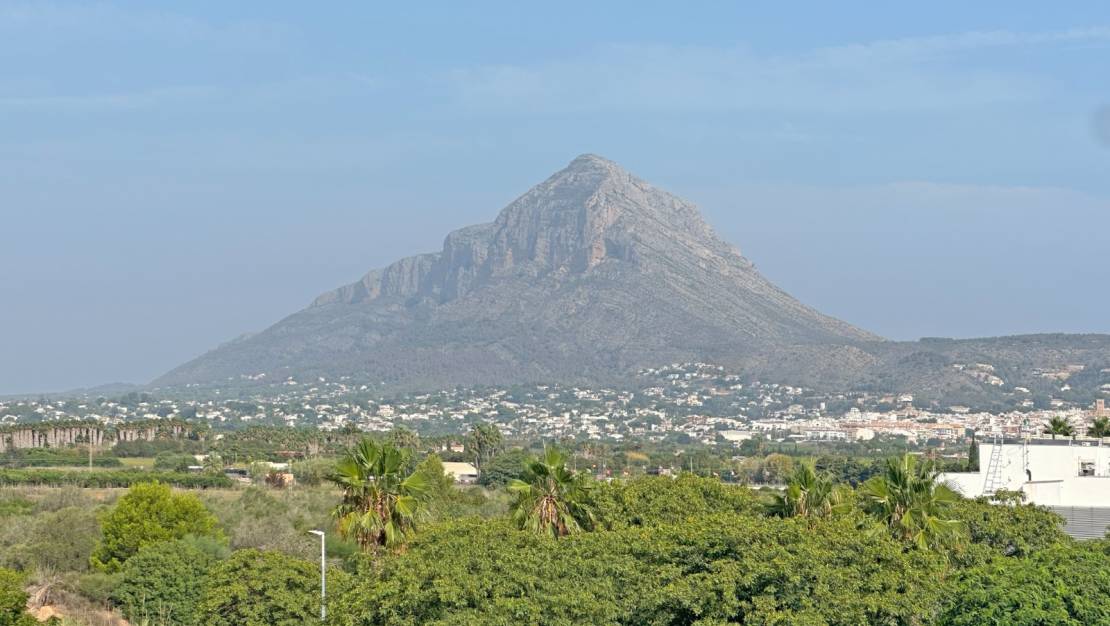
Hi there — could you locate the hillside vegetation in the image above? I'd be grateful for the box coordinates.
[1,438,1107,625]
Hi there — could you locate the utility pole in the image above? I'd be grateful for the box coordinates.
[308,530,326,621]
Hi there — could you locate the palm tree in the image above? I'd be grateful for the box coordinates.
[508,448,595,538]
[202,452,224,475]
[858,454,965,551]
[329,439,429,551]
[768,461,851,519]
[1043,416,1075,440]
[1087,417,1110,439]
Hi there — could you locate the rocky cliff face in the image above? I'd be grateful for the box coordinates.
[313,155,717,306]
[157,155,881,389]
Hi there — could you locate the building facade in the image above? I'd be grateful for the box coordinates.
[940,437,1110,539]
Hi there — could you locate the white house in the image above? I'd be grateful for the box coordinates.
[940,437,1110,539]
[441,461,479,484]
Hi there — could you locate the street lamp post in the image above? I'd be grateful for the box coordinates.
[308,530,326,621]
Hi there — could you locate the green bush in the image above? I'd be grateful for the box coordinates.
[940,540,1110,625]
[91,482,225,572]
[950,495,1068,559]
[200,487,345,562]
[3,506,100,572]
[477,448,530,487]
[590,473,761,529]
[0,494,32,518]
[200,549,342,626]
[291,457,335,486]
[0,469,232,489]
[113,439,204,458]
[0,567,36,626]
[75,571,121,605]
[0,448,122,468]
[153,452,196,473]
[113,538,219,626]
[331,513,945,626]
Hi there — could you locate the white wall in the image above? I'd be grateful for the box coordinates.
[939,440,1110,508]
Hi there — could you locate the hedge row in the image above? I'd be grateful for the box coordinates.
[0,450,124,468]
[0,469,233,489]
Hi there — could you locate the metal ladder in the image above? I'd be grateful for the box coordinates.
[982,436,1005,496]
[1022,439,1030,479]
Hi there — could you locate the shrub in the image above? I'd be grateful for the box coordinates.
[200,549,342,626]
[0,567,36,626]
[91,482,224,572]
[0,469,232,489]
[0,448,122,468]
[950,495,1068,559]
[0,494,32,518]
[113,538,219,626]
[153,452,196,473]
[74,571,120,605]
[11,507,100,573]
[477,448,530,487]
[590,473,760,529]
[31,486,95,513]
[940,540,1110,625]
[291,457,334,486]
[331,513,945,626]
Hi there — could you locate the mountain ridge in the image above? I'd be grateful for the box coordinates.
[155,155,1110,403]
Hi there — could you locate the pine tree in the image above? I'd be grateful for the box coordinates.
[966,436,980,471]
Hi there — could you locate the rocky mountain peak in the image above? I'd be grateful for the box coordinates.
[155,156,1109,400]
[490,154,732,272]
[314,155,741,307]
[159,154,887,390]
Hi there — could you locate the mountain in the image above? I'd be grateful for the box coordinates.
[156,155,1110,404]
[157,154,879,389]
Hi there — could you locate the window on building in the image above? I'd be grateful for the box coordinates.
[1078,460,1096,477]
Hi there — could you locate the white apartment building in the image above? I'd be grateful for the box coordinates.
[940,437,1110,538]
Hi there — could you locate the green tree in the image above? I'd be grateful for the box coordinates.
[761,452,795,484]
[0,568,36,626]
[330,439,429,551]
[201,549,344,626]
[858,454,965,551]
[113,538,220,626]
[331,513,947,626]
[202,452,225,474]
[768,461,851,519]
[91,481,223,572]
[476,448,531,487]
[464,423,502,473]
[814,455,878,486]
[590,473,759,529]
[949,493,1067,558]
[508,448,595,537]
[1087,416,1110,438]
[966,436,979,471]
[291,456,334,487]
[940,540,1110,625]
[412,454,453,501]
[1043,416,1075,439]
[154,452,195,472]
[386,426,420,451]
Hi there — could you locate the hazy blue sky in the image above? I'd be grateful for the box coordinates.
[2,2,1109,394]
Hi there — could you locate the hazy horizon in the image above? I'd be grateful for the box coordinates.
[3,1,1109,394]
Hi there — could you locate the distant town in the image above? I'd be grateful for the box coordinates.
[5,362,1108,449]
